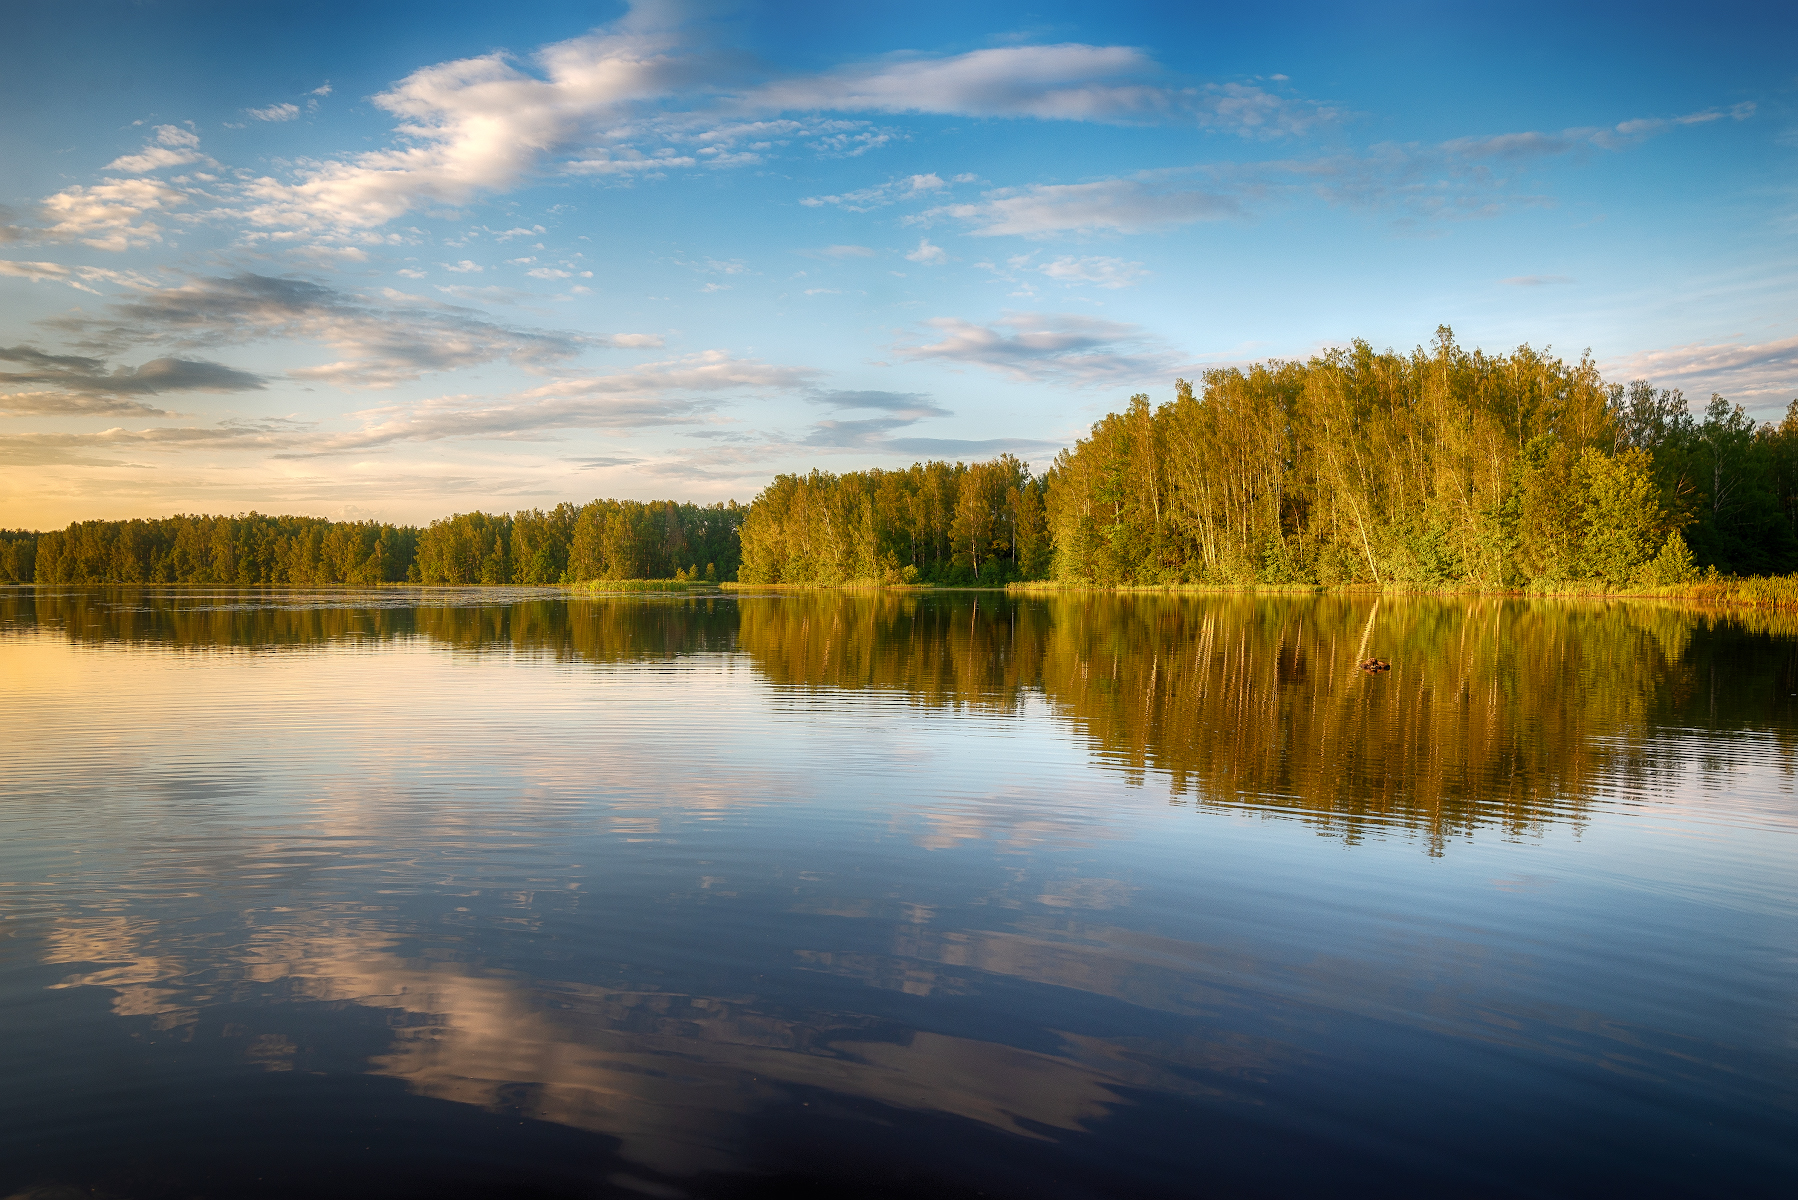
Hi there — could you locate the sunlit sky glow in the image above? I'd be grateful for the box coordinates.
[2,0,1794,527]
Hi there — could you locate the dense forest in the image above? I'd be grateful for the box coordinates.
[741,328,1798,588]
[25,514,420,586]
[6,501,744,586]
[414,500,744,585]
[737,456,1048,585]
[7,329,1795,590]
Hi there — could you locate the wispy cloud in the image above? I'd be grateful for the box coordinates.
[806,388,950,417]
[0,348,821,464]
[281,350,820,455]
[0,419,309,467]
[0,259,157,294]
[898,310,1193,386]
[924,103,1758,237]
[798,244,876,259]
[112,6,1334,236]
[1037,255,1149,288]
[105,125,214,174]
[801,173,949,212]
[1503,275,1575,287]
[923,178,1237,236]
[1,344,264,417]
[43,273,614,388]
[776,387,1057,458]
[1604,333,1798,403]
[742,45,1338,134]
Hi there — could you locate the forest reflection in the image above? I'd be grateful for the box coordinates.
[9,586,1795,846]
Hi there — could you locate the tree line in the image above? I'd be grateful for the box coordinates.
[737,455,1049,585]
[22,513,420,586]
[412,499,744,585]
[4,500,744,586]
[8,328,1795,591]
[1041,328,1798,587]
[741,328,1798,588]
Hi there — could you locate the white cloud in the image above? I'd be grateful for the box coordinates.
[527,267,572,279]
[898,310,1192,386]
[743,45,1338,134]
[231,22,704,231]
[801,172,947,211]
[289,244,369,264]
[925,179,1237,237]
[208,8,1328,235]
[1503,275,1574,287]
[0,260,77,284]
[105,125,213,174]
[565,148,699,175]
[800,244,876,259]
[246,103,301,122]
[40,178,188,251]
[443,260,483,273]
[0,259,156,294]
[906,237,947,264]
[1037,255,1149,288]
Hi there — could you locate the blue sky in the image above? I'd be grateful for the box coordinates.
[2,0,1793,526]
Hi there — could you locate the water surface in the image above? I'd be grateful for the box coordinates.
[2,587,1794,1198]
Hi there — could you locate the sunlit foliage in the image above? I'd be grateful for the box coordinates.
[415,500,744,585]
[738,455,1048,585]
[1037,328,1791,586]
[28,513,418,585]
[0,530,35,583]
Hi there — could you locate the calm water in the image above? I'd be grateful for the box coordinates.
[2,587,1795,1199]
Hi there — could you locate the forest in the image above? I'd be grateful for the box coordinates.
[741,328,1798,588]
[6,329,1795,591]
[8,500,743,586]
[411,500,744,585]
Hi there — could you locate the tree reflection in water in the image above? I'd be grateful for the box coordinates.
[9,585,1795,851]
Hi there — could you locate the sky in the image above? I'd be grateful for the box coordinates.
[2,0,1794,528]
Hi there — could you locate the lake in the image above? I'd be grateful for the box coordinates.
[2,587,1794,1198]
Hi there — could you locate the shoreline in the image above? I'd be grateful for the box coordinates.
[14,577,1798,610]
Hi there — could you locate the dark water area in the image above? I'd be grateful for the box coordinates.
[2,586,1794,1199]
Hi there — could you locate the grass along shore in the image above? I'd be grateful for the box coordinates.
[1004,574,1798,607]
[568,579,721,594]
